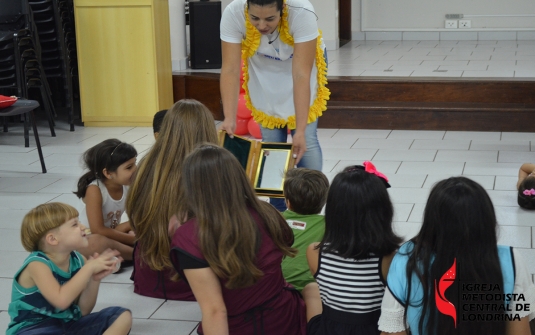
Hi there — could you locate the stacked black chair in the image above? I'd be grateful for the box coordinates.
[28,0,77,131]
[0,0,56,145]
[0,100,47,173]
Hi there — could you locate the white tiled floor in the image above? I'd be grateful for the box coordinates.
[2,117,535,333]
[182,40,535,78]
[326,40,535,78]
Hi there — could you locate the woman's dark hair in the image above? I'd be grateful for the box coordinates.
[247,0,283,11]
[74,139,137,198]
[320,166,401,259]
[518,176,535,209]
[405,176,505,335]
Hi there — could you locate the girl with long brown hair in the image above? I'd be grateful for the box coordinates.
[170,144,306,335]
[126,99,219,300]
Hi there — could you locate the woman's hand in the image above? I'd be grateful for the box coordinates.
[219,118,236,138]
[292,131,307,165]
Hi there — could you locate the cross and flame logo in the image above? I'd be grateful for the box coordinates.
[435,258,457,327]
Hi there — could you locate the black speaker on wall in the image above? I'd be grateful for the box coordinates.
[189,0,222,69]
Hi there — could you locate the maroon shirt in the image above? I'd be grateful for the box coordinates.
[131,242,195,301]
[170,208,306,335]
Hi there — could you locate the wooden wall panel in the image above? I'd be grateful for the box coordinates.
[173,73,535,131]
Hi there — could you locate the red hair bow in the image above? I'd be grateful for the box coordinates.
[363,161,389,182]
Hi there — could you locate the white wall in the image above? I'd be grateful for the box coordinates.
[358,0,535,31]
[169,0,339,71]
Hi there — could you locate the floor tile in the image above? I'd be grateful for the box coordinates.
[0,193,60,210]
[392,221,422,242]
[0,311,9,333]
[387,130,445,140]
[470,140,529,152]
[334,129,392,139]
[352,138,413,150]
[495,206,535,227]
[0,279,12,311]
[463,162,519,176]
[36,178,79,194]
[130,319,198,335]
[486,190,518,206]
[444,131,501,141]
[93,283,165,319]
[435,150,498,162]
[387,174,427,188]
[393,203,414,222]
[49,193,82,209]
[374,149,436,161]
[411,139,470,150]
[317,128,339,138]
[319,137,358,149]
[0,209,28,229]
[0,229,25,252]
[514,248,535,276]
[321,148,377,160]
[501,132,535,141]
[0,177,60,193]
[497,225,531,248]
[322,160,340,173]
[150,300,202,321]
[498,151,535,163]
[388,187,431,204]
[407,203,425,223]
[494,176,517,191]
[397,161,465,175]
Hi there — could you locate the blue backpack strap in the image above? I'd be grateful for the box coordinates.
[497,245,515,302]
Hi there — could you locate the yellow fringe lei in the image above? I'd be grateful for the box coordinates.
[241,1,330,129]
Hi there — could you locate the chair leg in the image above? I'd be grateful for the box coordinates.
[23,113,30,148]
[39,85,56,137]
[30,110,47,173]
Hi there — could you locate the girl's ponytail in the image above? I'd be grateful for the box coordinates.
[74,171,97,198]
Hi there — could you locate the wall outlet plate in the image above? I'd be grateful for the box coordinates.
[459,19,471,28]
[445,20,458,29]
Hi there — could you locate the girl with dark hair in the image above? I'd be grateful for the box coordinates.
[379,177,535,335]
[303,162,402,335]
[74,138,137,260]
[169,144,306,335]
[517,163,535,209]
[219,0,330,211]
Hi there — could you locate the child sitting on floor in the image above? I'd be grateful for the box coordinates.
[74,139,138,261]
[304,162,401,335]
[281,168,329,291]
[7,202,131,335]
[517,163,535,209]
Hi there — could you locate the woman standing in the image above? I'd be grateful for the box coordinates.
[219,0,329,171]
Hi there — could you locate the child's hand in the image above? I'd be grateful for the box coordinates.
[86,249,120,278]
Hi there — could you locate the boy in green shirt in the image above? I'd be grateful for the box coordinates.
[282,168,329,291]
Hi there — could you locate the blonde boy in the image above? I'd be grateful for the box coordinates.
[7,202,132,335]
